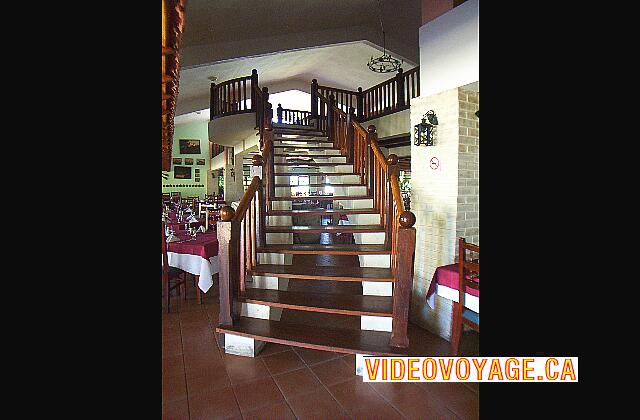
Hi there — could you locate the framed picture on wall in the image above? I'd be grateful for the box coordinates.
[196,159,206,165]
[174,166,192,179]
[195,178,200,182]
[184,158,194,165]
[172,158,182,165]
[179,139,201,154]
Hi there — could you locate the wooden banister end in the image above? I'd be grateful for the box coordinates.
[368,125,376,134]
[252,154,264,166]
[399,211,416,228]
[220,206,235,222]
[252,69,258,75]
[387,154,398,166]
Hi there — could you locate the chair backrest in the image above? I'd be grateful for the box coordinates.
[162,221,169,279]
[458,238,480,309]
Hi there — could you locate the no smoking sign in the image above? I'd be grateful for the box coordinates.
[429,156,440,170]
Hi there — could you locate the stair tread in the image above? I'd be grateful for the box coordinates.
[250,264,393,281]
[271,195,372,201]
[266,224,384,234]
[268,208,377,215]
[239,289,393,316]
[274,172,358,175]
[216,318,406,356]
[276,163,352,166]
[274,183,364,187]
[274,146,336,149]
[275,154,344,158]
[257,244,391,255]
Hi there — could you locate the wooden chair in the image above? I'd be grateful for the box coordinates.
[162,221,188,312]
[450,237,480,355]
[170,191,181,203]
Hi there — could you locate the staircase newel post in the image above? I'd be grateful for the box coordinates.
[250,69,258,108]
[328,94,336,143]
[396,68,405,109]
[210,83,216,120]
[366,125,377,200]
[277,103,283,124]
[389,211,416,348]
[251,155,267,248]
[346,107,356,164]
[217,206,240,327]
[311,79,318,119]
[357,87,364,121]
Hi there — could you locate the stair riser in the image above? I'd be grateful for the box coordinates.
[274,175,362,184]
[267,214,380,226]
[276,150,342,156]
[266,215,292,226]
[275,156,347,163]
[352,231,386,245]
[334,198,375,209]
[358,254,391,268]
[361,316,393,332]
[274,141,333,148]
[274,165,354,173]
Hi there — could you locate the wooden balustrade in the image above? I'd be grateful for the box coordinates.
[276,104,312,125]
[311,67,420,126]
[217,167,266,327]
[210,73,256,120]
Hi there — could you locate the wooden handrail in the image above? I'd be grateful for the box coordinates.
[234,176,261,222]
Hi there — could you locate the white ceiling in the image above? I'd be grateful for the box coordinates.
[176,41,417,117]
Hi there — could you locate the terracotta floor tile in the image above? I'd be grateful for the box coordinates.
[188,386,241,420]
[162,398,189,420]
[223,353,271,385]
[162,374,187,404]
[162,354,185,379]
[258,342,292,357]
[232,377,285,415]
[242,402,296,420]
[309,357,356,387]
[272,367,324,399]
[351,401,405,420]
[186,370,232,397]
[286,388,350,420]
[261,349,305,375]
[326,377,383,415]
[184,351,225,376]
[371,382,457,420]
[293,347,340,366]
[419,382,479,420]
[180,310,210,324]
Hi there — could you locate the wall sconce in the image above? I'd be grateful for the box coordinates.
[414,110,438,146]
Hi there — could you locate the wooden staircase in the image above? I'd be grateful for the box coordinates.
[211,71,416,357]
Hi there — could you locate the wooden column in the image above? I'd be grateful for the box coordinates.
[346,107,356,164]
[311,79,318,118]
[252,155,267,248]
[250,69,258,108]
[357,87,364,121]
[396,68,405,108]
[328,94,336,143]
[389,210,416,348]
[217,206,240,327]
[210,83,216,120]
[277,103,283,124]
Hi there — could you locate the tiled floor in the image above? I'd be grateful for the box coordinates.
[163,230,478,419]
[162,284,479,420]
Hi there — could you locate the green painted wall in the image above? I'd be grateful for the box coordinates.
[162,121,210,198]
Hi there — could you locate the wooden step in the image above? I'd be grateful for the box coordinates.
[276,163,352,167]
[275,154,345,158]
[270,195,371,201]
[216,318,406,356]
[250,264,393,282]
[274,172,358,176]
[239,289,393,317]
[274,145,336,150]
[265,225,384,234]
[257,244,390,255]
[274,183,364,187]
[267,208,377,216]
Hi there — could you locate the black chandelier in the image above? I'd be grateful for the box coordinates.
[368,0,403,73]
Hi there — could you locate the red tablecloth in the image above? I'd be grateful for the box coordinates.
[426,263,480,302]
[167,231,219,260]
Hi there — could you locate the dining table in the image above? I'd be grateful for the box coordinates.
[426,263,479,313]
[164,229,219,301]
[165,211,206,232]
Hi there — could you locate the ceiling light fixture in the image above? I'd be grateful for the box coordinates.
[367,0,403,73]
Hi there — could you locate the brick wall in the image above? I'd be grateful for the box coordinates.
[408,86,479,340]
[456,89,479,247]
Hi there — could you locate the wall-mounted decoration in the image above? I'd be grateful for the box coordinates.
[184,158,194,165]
[172,158,182,165]
[414,110,439,147]
[196,159,206,165]
[195,168,200,173]
[174,166,192,179]
[179,139,201,154]
[195,177,200,182]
